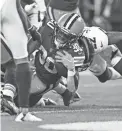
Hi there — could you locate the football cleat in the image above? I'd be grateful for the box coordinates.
[61,89,74,106]
[15,112,42,122]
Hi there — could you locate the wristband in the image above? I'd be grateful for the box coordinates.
[68,69,76,76]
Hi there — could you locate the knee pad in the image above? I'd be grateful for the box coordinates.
[96,67,112,83]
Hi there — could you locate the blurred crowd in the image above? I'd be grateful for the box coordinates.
[43,0,122,51]
[21,0,122,31]
[79,0,122,32]
[43,0,122,32]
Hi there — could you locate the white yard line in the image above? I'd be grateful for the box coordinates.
[38,121,122,131]
[33,108,122,114]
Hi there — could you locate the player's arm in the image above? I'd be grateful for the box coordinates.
[55,51,79,92]
[28,26,44,56]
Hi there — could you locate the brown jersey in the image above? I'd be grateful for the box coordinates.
[35,20,83,85]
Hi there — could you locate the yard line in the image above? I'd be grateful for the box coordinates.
[32,108,122,114]
[38,121,122,131]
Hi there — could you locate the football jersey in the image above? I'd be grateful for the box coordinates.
[49,0,79,11]
[35,20,83,84]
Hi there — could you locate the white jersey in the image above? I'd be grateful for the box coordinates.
[82,26,109,53]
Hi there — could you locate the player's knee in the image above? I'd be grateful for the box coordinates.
[96,67,112,83]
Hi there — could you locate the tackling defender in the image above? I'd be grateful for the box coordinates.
[50,13,122,86]
[81,26,122,81]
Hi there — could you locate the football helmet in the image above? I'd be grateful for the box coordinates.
[53,13,85,48]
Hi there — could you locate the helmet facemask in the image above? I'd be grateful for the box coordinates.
[54,24,78,49]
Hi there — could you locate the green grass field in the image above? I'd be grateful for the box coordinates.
[1,71,122,131]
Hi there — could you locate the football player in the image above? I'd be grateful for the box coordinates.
[51,13,122,86]
[26,13,84,104]
[82,27,122,81]
[0,0,41,121]
[45,0,86,90]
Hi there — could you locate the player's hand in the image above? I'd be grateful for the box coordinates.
[24,3,37,15]
[55,51,75,71]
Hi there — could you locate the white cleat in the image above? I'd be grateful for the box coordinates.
[15,112,24,122]
[23,112,42,122]
[15,112,42,122]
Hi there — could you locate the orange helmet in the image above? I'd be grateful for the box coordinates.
[54,13,85,48]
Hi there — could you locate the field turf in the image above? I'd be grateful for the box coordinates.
[1,71,122,131]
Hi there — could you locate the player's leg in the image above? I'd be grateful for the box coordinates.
[0,34,19,115]
[28,72,57,107]
[1,60,19,115]
[30,71,80,106]
[1,0,41,121]
[89,54,113,82]
[53,77,81,106]
[89,53,121,82]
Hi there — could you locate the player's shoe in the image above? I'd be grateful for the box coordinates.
[15,112,42,122]
[1,94,19,115]
[61,89,75,106]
